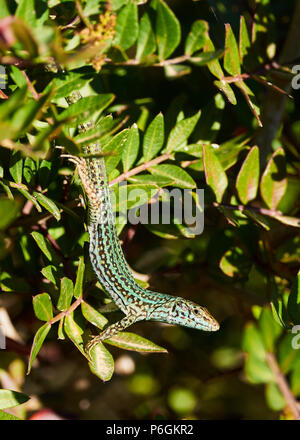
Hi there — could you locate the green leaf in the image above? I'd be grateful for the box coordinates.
[203,38,237,105]
[33,293,53,321]
[0,198,19,229]
[111,0,128,11]
[128,174,173,187]
[189,49,224,67]
[156,0,181,60]
[136,11,156,60]
[114,183,159,212]
[214,79,237,106]
[259,307,282,352]
[23,157,37,186]
[287,271,300,325]
[143,113,164,161]
[74,257,85,299]
[235,81,262,127]
[0,410,21,420]
[64,312,85,355]
[10,65,27,88]
[58,94,114,126]
[244,210,271,230]
[219,247,251,279]
[185,20,208,56]
[11,93,51,134]
[260,147,287,210]
[18,188,42,212]
[150,164,196,189]
[236,146,260,204]
[83,0,102,15]
[88,342,114,382]
[75,115,123,145]
[41,265,61,287]
[31,231,59,263]
[122,124,139,172]
[32,192,61,221]
[114,1,138,50]
[239,16,251,63]
[224,23,241,75]
[270,279,289,329]
[265,382,286,411]
[0,86,27,120]
[104,129,129,174]
[291,367,300,397]
[81,301,108,329]
[0,389,30,410]
[12,8,39,54]
[0,1,10,18]
[9,151,23,184]
[278,334,300,374]
[49,73,89,100]
[57,277,74,311]
[106,332,168,352]
[27,323,51,373]
[165,112,200,153]
[242,322,266,360]
[16,0,48,27]
[244,353,274,384]
[273,215,300,228]
[164,64,191,79]
[203,145,228,202]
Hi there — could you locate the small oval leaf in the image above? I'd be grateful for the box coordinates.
[27,323,51,374]
[236,146,260,204]
[88,342,114,382]
[106,332,168,353]
[33,293,53,321]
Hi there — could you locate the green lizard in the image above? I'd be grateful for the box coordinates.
[64,91,219,357]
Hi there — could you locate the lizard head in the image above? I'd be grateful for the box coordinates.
[164,298,219,332]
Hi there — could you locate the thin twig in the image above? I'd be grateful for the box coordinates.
[266,352,300,420]
[48,297,83,325]
[109,152,172,186]
[19,70,40,100]
[74,0,92,30]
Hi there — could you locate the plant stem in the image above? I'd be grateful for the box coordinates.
[266,352,300,420]
[48,297,83,325]
[109,152,172,186]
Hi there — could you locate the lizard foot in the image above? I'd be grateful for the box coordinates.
[85,334,103,359]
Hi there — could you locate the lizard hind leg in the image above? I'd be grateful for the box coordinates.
[85,314,139,358]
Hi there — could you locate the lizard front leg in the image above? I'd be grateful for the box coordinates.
[86,314,140,357]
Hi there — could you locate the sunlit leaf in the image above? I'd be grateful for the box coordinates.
[88,341,114,382]
[33,293,53,321]
[203,145,228,202]
[143,113,164,162]
[57,277,74,311]
[114,1,138,50]
[236,146,260,204]
[0,390,29,410]
[156,0,181,60]
[27,323,51,373]
[106,332,168,352]
[260,147,287,210]
[185,20,208,56]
